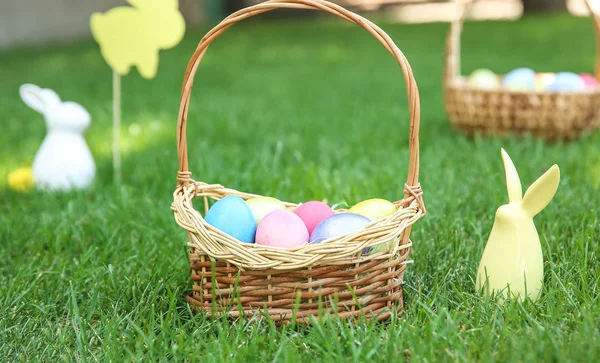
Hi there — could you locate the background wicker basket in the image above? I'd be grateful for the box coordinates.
[171,0,426,324]
[444,0,600,140]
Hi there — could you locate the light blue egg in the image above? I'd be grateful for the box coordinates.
[205,196,257,243]
[502,68,536,91]
[309,213,371,244]
[547,72,586,92]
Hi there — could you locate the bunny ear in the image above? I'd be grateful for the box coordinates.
[126,0,143,8]
[19,84,46,114]
[19,84,61,115]
[38,88,61,108]
[501,148,523,204]
[521,165,560,217]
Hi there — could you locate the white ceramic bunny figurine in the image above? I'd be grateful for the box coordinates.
[20,84,96,191]
[476,148,560,302]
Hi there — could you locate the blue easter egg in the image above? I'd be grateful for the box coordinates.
[205,196,257,243]
[502,68,536,91]
[309,213,371,244]
[547,72,586,92]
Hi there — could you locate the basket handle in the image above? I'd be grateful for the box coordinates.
[585,0,600,79]
[176,0,422,192]
[444,0,478,84]
[444,0,600,83]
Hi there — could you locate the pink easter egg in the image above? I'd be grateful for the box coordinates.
[580,73,598,89]
[294,201,335,235]
[255,210,309,248]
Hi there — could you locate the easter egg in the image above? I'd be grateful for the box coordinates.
[348,198,397,221]
[205,196,257,243]
[534,72,555,91]
[467,69,500,90]
[8,167,34,192]
[309,213,371,244]
[245,196,286,224]
[579,73,598,89]
[349,199,397,254]
[294,201,335,235]
[502,68,536,91]
[255,210,309,248]
[547,72,586,92]
[369,237,399,255]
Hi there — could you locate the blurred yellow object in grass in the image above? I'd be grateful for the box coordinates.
[8,168,34,192]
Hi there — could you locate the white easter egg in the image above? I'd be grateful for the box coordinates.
[468,69,500,90]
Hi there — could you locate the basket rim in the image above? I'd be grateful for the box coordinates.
[172,181,425,270]
[446,80,600,96]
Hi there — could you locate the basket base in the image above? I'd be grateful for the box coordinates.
[186,249,410,324]
[186,291,404,324]
[451,124,593,141]
[444,85,600,140]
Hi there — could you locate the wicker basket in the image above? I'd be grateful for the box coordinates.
[444,0,600,140]
[171,0,425,324]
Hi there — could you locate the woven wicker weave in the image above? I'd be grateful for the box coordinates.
[171,0,425,324]
[444,0,600,140]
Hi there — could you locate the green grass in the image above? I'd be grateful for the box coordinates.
[1,10,599,362]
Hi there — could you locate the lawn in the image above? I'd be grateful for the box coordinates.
[1,9,599,362]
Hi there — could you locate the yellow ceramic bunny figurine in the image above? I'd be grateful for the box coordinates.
[476,149,560,301]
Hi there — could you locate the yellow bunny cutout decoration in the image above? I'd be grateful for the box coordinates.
[476,149,560,302]
[90,0,185,79]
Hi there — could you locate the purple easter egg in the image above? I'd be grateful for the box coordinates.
[309,213,371,244]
